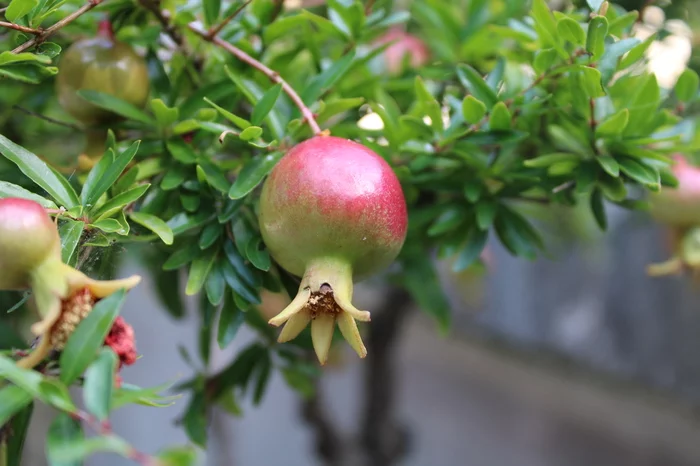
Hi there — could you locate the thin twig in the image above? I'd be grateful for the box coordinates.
[0,21,42,35]
[188,23,322,135]
[206,0,252,39]
[71,410,163,466]
[12,0,104,53]
[12,105,82,130]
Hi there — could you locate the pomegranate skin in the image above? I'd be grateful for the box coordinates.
[650,155,700,227]
[376,28,430,75]
[258,136,408,280]
[0,198,61,290]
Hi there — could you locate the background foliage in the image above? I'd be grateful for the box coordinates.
[1,0,699,464]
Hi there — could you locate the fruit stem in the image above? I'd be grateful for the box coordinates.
[97,18,115,41]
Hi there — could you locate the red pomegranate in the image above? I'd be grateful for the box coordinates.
[258,135,408,364]
[375,27,430,75]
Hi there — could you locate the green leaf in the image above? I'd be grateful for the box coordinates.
[452,227,489,273]
[596,108,629,137]
[301,50,356,106]
[239,126,263,141]
[608,11,639,37]
[578,66,605,98]
[218,295,244,349]
[462,95,487,124]
[157,446,199,466]
[59,220,84,265]
[253,351,271,405]
[586,16,608,60]
[317,97,365,124]
[46,413,84,466]
[533,48,558,74]
[246,238,271,271]
[0,134,79,208]
[197,161,230,194]
[524,153,579,168]
[151,99,179,127]
[0,51,50,66]
[598,174,627,201]
[590,188,607,230]
[489,102,511,130]
[203,97,251,130]
[82,141,141,207]
[59,289,126,384]
[186,247,217,295]
[0,385,32,426]
[596,155,620,177]
[83,348,118,421]
[6,400,33,466]
[205,263,225,306]
[203,0,221,28]
[557,17,585,46]
[130,212,174,245]
[618,157,660,188]
[6,0,38,22]
[166,139,198,164]
[456,64,498,109]
[229,152,282,199]
[0,181,58,208]
[199,223,222,250]
[531,0,567,59]
[476,201,498,230]
[675,69,699,103]
[77,90,155,126]
[91,184,150,221]
[91,218,126,234]
[619,33,655,69]
[251,83,283,126]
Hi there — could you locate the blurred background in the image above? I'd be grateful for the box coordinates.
[8,0,700,465]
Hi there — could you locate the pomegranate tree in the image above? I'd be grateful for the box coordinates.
[258,136,408,364]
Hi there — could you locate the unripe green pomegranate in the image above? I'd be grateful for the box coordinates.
[55,20,150,126]
[259,135,408,364]
[0,198,61,290]
[649,154,700,227]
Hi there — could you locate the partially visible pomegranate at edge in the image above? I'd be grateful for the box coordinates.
[0,198,61,290]
[258,135,408,364]
[375,27,430,75]
[649,154,700,227]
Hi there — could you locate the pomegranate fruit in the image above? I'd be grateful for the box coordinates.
[56,19,150,127]
[258,136,408,364]
[649,154,700,227]
[0,198,62,290]
[375,28,430,75]
[0,198,141,369]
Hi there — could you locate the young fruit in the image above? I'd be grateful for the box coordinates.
[375,28,430,75]
[55,20,150,127]
[0,198,141,370]
[258,136,408,364]
[649,154,700,227]
[0,198,61,290]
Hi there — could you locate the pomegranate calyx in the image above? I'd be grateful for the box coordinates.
[268,257,369,365]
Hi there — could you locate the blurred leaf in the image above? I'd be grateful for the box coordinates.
[578,66,605,98]
[675,69,699,103]
[590,188,607,230]
[203,97,251,130]
[0,134,79,208]
[239,126,263,141]
[205,264,225,306]
[462,96,487,124]
[158,446,199,466]
[151,99,179,127]
[489,102,511,130]
[252,350,271,405]
[586,16,608,60]
[531,0,567,59]
[251,83,283,126]
[301,50,356,106]
[218,293,245,349]
[6,0,38,22]
[596,109,629,137]
[0,385,32,426]
[456,64,498,109]
[0,181,57,208]
[618,157,660,188]
[596,155,619,177]
[203,0,221,27]
[91,184,150,221]
[77,90,156,126]
[401,249,451,333]
[6,400,33,466]
[83,348,118,421]
[557,17,585,46]
[186,247,217,296]
[452,227,489,273]
[619,33,655,69]
[46,413,83,466]
[130,212,174,245]
[59,289,126,384]
[167,139,198,165]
